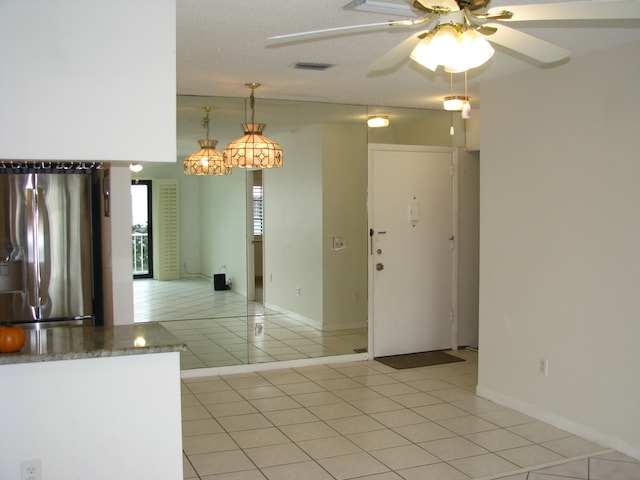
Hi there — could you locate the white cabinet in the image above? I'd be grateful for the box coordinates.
[0,0,176,163]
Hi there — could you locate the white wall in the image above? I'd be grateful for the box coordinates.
[322,124,368,329]
[138,162,247,293]
[0,0,175,163]
[457,149,480,347]
[478,41,640,458]
[0,353,183,480]
[199,169,248,295]
[110,166,136,325]
[265,126,324,326]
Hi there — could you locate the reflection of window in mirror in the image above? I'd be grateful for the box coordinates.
[252,170,263,304]
[253,184,263,236]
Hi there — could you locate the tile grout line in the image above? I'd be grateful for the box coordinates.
[476,449,615,480]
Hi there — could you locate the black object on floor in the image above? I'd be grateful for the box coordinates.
[375,350,464,369]
[213,273,230,291]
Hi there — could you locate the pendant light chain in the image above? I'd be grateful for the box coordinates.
[222,83,283,169]
[202,107,211,141]
[250,89,256,125]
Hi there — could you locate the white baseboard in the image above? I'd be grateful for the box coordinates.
[263,303,322,330]
[476,385,640,461]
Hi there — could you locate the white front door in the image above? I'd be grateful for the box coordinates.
[368,145,456,357]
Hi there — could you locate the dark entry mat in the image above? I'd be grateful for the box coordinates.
[375,350,464,369]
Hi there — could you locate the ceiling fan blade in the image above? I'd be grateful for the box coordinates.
[266,21,402,44]
[368,30,430,71]
[483,23,571,63]
[414,0,461,13]
[490,0,640,22]
[267,13,437,45]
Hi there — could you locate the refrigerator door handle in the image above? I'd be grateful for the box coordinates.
[25,180,44,319]
[36,186,48,310]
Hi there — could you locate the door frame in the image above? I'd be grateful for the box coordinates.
[246,170,265,303]
[367,144,460,358]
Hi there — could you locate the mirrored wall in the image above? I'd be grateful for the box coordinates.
[133,95,466,370]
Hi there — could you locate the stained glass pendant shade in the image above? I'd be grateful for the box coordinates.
[223,83,283,169]
[184,107,231,176]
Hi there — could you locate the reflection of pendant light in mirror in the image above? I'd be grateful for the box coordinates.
[184,107,231,176]
[223,83,283,169]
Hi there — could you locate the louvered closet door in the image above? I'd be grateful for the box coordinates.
[156,179,179,280]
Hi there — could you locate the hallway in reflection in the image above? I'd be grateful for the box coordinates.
[133,278,367,370]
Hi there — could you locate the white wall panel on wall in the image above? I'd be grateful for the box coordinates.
[0,0,176,162]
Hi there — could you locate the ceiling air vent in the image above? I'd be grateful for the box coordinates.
[294,62,333,71]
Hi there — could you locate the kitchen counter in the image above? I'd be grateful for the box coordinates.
[0,323,185,365]
[0,322,185,480]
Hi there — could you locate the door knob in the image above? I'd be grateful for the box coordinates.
[376,263,384,271]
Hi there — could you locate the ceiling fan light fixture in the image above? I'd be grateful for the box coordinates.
[455,29,494,69]
[184,107,232,176]
[410,23,494,73]
[430,24,459,64]
[367,115,390,128]
[409,35,439,71]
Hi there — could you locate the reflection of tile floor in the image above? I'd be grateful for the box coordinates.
[133,278,367,369]
[181,349,639,479]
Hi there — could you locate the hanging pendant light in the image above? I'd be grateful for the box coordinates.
[184,107,231,176]
[223,83,283,169]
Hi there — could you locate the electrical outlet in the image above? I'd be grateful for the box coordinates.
[296,286,301,296]
[21,459,41,480]
[332,236,345,250]
[538,358,549,376]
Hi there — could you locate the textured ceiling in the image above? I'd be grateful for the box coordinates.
[176,0,640,110]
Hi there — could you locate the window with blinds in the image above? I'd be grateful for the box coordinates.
[253,185,263,236]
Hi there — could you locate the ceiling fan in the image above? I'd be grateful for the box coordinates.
[267,0,640,72]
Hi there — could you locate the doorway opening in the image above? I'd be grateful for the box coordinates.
[251,170,264,303]
[131,180,153,279]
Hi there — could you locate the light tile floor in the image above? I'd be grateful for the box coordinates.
[133,278,368,369]
[180,349,640,480]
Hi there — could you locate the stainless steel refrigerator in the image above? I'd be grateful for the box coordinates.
[0,169,97,328]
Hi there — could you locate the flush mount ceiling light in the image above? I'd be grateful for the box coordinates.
[129,163,143,173]
[367,115,390,128]
[409,19,495,73]
[443,95,469,111]
[184,107,231,176]
[223,83,283,169]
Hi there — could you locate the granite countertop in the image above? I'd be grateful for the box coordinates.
[0,323,185,366]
